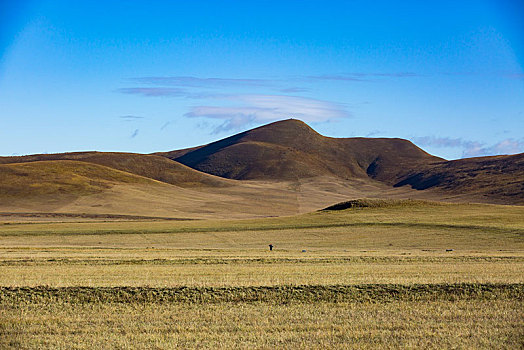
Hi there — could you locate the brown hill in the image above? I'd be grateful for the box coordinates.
[0,152,231,188]
[160,119,523,205]
[168,119,442,181]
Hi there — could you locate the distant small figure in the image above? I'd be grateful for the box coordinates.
[269,244,273,251]
[302,249,307,253]
[446,249,454,252]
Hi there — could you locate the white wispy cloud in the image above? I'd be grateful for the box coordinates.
[462,139,524,158]
[411,136,480,149]
[185,94,350,132]
[117,76,354,133]
[411,136,524,158]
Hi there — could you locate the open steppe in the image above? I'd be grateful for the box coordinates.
[1,200,523,348]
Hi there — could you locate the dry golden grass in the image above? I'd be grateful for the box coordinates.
[0,201,522,287]
[2,200,523,234]
[1,299,522,349]
[2,258,523,287]
[0,201,522,349]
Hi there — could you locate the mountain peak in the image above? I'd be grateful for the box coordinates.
[251,118,316,131]
[241,118,321,145]
[261,118,310,127]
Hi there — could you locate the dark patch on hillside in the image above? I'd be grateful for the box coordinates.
[322,199,440,210]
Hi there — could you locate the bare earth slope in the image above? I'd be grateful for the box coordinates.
[1,160,422,219]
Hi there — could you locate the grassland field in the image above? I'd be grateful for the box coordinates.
[0,200,523,348]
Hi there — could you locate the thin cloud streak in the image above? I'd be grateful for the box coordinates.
[309,72,422,82]
[366,130,382,137]
[505,73,524,79]
[130,129,139,138]
[131,76,275,88]
[117,87,231,99]
[132,73,423,87]
[306,75,365,82]
[411,136,479,149]
[279,87,310,93]
[119,115,144,121]
[440,71,524,80]
[118,87,188,97]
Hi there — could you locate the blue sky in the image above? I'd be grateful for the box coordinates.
[1,0,523,159]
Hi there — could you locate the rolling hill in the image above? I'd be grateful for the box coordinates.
[0,160,153,198]
[0,151,232,188]
[0,159,311,218]
[0,119,522,218]
[0,160,166,213]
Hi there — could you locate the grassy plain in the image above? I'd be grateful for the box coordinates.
[0,200,523,348]
[2,299,521,349]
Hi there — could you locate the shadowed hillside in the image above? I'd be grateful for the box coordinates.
[393,153,524,204]
[169,119,442,181]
